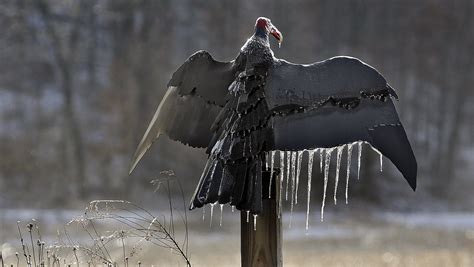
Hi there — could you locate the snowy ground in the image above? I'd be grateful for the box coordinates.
[1,208,473,266]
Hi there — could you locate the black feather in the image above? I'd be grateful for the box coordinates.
[132,24,417,215]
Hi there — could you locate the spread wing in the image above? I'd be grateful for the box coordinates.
[129,51,238,173]
[265,56,417,190]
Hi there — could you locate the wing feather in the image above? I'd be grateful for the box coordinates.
[265,56,417,190]
[129,51,237,173]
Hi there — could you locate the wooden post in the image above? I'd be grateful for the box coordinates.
[241,170,282,267]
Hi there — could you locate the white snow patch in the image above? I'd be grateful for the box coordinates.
[377,212,474,230]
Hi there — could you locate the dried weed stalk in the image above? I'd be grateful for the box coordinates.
[13,171,190,266]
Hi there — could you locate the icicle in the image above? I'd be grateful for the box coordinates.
[265,151,269,170]
[246,210,250,223]
[231,205,235,212]
[321,148,334,222]
[286,151,291,201]
[219,204,224,227]
[279,151,285,219]
[345,143,354,204]
[269,151,276,198]
[202,206,206,221]
[357,141,363,180]
[380,153,383,172]
[370,146,383,172]
[319,148,324,172]
[289,151,297,228]
[295,150,303,204]
[291,152,297,193]
[253,214,258,231]
[279,151,285,172]
[210,203,215,227]
[278,151,285,218]
[334,145,344,205]
[306,149,315,230]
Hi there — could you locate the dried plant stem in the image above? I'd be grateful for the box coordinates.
[14,172,191,266]
[27,224,37,267]
[73,247,79,267]
[17,222,30,266]
[121,234,126,267]
[177,180,189,257]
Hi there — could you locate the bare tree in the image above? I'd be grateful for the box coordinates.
[34,0,90,199]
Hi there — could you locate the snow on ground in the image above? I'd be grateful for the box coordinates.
[377,212,474,230]
[1,209,473,266]
[1,209,473,241]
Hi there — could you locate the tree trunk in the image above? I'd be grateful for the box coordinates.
[35,0,88,199]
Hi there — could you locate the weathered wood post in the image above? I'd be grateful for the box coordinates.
[241,170,282,267]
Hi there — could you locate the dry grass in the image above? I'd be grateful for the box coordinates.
[3,171,191,266]
[1,169,472,266]
[2,209,473,266]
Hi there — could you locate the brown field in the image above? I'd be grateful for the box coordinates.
[1,209,473,266]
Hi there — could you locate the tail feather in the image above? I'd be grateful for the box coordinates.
[236,164,255,212]
[204,160,224,204]
[249,160,263,213]
[190,160,214,209]
[230,161,248,206]
[217,167,235,204]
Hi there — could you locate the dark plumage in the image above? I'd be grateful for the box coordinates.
[129,17,417,214]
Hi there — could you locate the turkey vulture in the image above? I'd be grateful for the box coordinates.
[129,17,417,215]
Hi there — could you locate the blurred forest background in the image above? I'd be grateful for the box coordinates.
[0,0,473,212]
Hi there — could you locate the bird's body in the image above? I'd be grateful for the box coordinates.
[194,36,275,212]
[241,35,274,66]
[130,17,417,215]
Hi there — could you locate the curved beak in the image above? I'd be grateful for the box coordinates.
[269,24,283,47]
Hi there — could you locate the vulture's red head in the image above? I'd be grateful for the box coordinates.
[255,17,283,47]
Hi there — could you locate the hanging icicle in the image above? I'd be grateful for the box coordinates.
[219,204,224,227]
[279,151,285,219]
[286,151,291,201]
[265,151,269,170]
[370,146,383,172]
[334,145,345,205]
[321,148,335,222]
[357,141,363,180]
[246,210,250,223]
[319,148,324,173]
[210,203,216,227]
[269,150,276,198]
[253,214,258,231]
[202,206,206,221]
[345,143,354,204]
[306,149,315,230]
[295,150,303,205]
[380,152,383,172]
[231,205,235,213]
[290,151,297,228]
[291,151,297,199]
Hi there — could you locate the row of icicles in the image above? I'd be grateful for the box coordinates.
[203,141,383,231]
